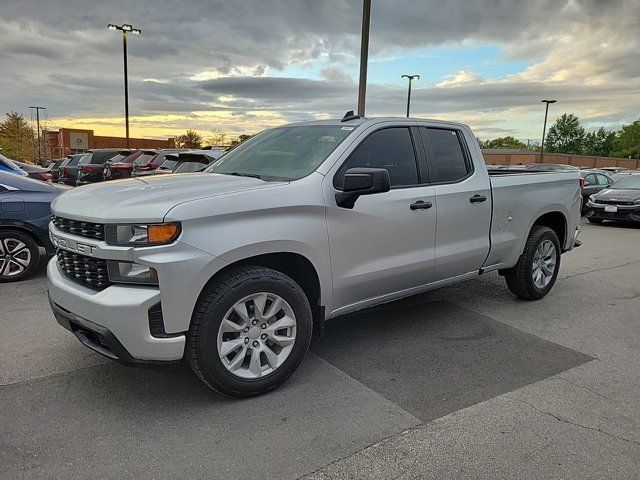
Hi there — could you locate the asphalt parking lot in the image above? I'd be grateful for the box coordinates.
[1,219,639,479]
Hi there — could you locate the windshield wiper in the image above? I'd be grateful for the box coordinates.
[224,172,263,179]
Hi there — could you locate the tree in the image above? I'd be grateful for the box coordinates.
[207,129,227,147]
[545,113,586,154]
[478,136,527,149]
[229,134,253,148]
[174,129,203,149]
[611,120,640,159]
[583,127,615,157]
[0,111,35,160]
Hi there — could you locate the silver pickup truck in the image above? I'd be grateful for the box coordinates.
[47,116,581,396]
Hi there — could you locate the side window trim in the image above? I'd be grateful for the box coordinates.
[419,127,475,186]
[333,126,423,190]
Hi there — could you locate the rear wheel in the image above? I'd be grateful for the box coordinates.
[186,266,312,397]
[0,230,40,282]
[504,226,561,300]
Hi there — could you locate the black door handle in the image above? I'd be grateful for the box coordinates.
[469,195,487,204]
[410,201,433,210]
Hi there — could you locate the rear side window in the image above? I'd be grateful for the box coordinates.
[596,174,610,185]
[584,174,596,185]
[336,127,419,188]
[420,128,470,183]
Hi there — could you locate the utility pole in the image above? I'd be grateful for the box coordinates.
[29,106,46,163]
[357,0,372,117]
[401,74,420,117]
[540,99,557,162]
[108,24,141,148]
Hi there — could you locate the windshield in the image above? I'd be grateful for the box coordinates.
[204,125,356,180]
[611,175,640,189]
[134,153,155,166]
[175,161,209,173]
[78,153,92,165]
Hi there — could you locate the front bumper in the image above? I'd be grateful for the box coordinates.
[47,258,186,362]
[585,202,640,221]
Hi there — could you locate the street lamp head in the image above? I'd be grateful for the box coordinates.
[402,74,420,80]
[131,28,141,35]
[121,24,133,31]
[108,24,118,30]
[541,99,557,104]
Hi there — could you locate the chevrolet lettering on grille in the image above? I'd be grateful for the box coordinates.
[50,233,97,256]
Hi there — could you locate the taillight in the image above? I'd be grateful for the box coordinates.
[579,177,585,188]
[63,167,69,176]
[147,154,159,168]
[40,172,53,181]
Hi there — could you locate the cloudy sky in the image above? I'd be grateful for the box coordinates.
[1,0,639,141]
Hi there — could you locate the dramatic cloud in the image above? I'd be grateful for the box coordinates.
[0,0,638,139]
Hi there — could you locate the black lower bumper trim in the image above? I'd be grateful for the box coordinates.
[49,295,181,369]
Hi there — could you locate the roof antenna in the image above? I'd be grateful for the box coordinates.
[341,110,361,122]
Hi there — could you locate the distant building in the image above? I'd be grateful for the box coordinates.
[44,128,175,157]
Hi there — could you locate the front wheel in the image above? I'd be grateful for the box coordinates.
[504,226,561,300]
[186,266,313,397]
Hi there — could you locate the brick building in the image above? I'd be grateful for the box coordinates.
[44,128,175,157]
[482,149,640,170]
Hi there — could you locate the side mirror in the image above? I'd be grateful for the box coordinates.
[336,167,391,208]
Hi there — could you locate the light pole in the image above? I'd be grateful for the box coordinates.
[357,0,372,117]
[401,74,420,117]
[29,106,46,163]
[108,23,141,148]
[540,99,556,162]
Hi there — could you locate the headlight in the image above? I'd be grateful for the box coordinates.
[104,222,181,246]
[107,260,158,285]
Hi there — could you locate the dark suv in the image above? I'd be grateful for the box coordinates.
[76,149,131,186]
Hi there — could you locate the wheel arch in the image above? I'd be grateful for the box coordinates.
[0,223,47,249]
[192,251,324,330]
[531,210,567,249]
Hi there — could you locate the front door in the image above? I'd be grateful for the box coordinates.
[326,126,437,314]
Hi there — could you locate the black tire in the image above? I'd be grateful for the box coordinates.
[588,218,603,224]
[186,266,313,397]
[0,229,40,282]
[504,226,561,300]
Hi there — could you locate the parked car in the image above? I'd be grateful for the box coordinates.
[48,116,581,397]
[13,160,54,182]
[131,149,183,177]
[579,170,613,214]
[104,150,141,180]
[584,174,640,224]
[76,149,131,186]
[0,153,28,177]
[599,167,628,174]
[58,154,84,185]
[155,150,223,174]
[0,171,67,281]
[49,157,70,181]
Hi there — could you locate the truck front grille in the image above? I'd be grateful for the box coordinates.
[56,249,111,289]
[52,215,105,241]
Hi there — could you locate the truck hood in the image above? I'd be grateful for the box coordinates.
[594,188,640,203]
[51,173,285,222]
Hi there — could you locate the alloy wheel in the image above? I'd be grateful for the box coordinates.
[217,292,297,379]
[531,239,556,289]
[0,237,32,277]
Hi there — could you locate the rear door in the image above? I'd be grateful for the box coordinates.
[419,127,492,279]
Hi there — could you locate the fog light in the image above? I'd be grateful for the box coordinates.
[107,261,158,285]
